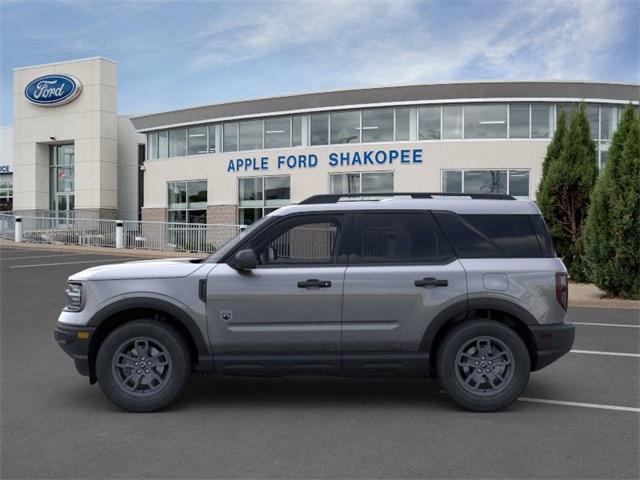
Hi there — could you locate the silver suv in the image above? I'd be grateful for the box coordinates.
[55,193,574,412]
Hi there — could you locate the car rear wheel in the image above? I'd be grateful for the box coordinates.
[436,319,530,412]
[96,320,190,412]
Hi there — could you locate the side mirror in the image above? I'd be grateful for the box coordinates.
[232,249,258,270]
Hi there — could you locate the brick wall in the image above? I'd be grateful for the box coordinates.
[141,208,167,223]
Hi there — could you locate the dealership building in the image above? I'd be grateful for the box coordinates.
[4,57,638,224]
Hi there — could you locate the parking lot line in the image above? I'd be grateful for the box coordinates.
[518,397,640,413]
[0,253,90,261]
[9,258,134,269]
[573,322,640,328]
[570,349,640,358]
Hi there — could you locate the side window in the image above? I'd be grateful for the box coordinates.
[252,215,342,266]
[433,212,501,258]
[462,215,542,258]
[352,212,454,264]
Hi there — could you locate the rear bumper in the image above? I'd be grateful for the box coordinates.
[54,324,95,377]
[530,323,575,371]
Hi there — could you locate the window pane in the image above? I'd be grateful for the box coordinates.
[463,215,541,257]
[442,106,463,139]
[509,104,529,138]
[168,210,186,223]
[355,212,454,264]
[531,104,552,138]
[464,104,507,139]
[187,180,207,209]
[265,176,290,206]
[264,117,291,149]
[239,120,263,150]
[362,172,393,193]
[362,108,393,142]
[261,218,340,265]
[395,107,411,141]
[223,122,238,152]
[239,177,262,206]
[188,126,208,155]
[508,170,529,198]
[187,210,207,224]
[331,110,360,144]
[292,116,303,147]
[330,173,360,194]
[586,105,599,139]
[442,170,462,193]
[556,103,577,121]
[168,182,187,209]
[600,106,619,140]
[147,132,158,160]
[463,170,507,194]
[158,131,168,159]
[434,212,500,258]
[310,113,329,145]
[239,208,262,226]
[169,129,187,157]
[599,142,610,170]
[419,106,441,140]
[208,124,216,153]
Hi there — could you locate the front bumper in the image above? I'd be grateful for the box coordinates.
[54,323,96,377]
[530,322,575,371]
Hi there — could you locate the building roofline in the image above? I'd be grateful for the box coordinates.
[13,56,118,71]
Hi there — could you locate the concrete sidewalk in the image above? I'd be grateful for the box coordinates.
[569,282,639,310]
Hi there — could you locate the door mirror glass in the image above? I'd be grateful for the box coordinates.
[233,249,258,270]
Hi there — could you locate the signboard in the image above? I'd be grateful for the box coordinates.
[0,165,11,174]
[24,74,82,106]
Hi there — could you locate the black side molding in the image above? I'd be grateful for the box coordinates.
[199,279,207,303]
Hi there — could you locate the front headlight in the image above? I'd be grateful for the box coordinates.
[64,282,83,311]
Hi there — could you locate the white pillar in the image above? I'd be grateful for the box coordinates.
[116,220,124,248]
[14,217,23,243]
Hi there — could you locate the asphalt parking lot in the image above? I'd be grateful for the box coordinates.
[1,245,638,479]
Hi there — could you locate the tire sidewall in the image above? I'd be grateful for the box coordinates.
[437,320,531,412]
[96,320,190,412]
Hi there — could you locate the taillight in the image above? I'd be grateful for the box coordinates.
[555,272,568,310]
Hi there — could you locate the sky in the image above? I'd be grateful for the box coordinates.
[0,0,638,126]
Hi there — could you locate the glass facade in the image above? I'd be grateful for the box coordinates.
[238,176,290,225]
[442,169,530,199]
[330,110,360,144]
[168,180,207,223]
[330,172,394,194]
[0,173,12,211]
[362,108,394,143]
[49,144,75,218]
[464,104,507,139]
[419,106,440,140]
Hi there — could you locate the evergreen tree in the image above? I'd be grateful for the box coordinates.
[540,111,567,181]
[537,104,598,281]
[584,106,640,298]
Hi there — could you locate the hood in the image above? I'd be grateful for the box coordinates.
[69,257,206,281]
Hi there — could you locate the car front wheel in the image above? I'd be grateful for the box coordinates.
[96,320,191,412]
[436,320,530,412]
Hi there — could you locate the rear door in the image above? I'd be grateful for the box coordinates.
[341,211,467,374]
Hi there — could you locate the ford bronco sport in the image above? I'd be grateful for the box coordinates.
[55,193,574,412]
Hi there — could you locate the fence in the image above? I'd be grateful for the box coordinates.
[0,213,245,254]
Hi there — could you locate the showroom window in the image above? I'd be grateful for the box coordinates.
[239,120,263,150]
[292,116,303,147]
[265,117,291,149]
[362,108,394,143]
[168,180,207,223]
[187,126,208,155]
[442,106,463,139]
[464,104,507,139]
[329,172,394,194]
[395,107,411,141]
[0,173,13,211]
[442,169,530,199]
[158,131,169,159]
[238,176,290,225]
[509,104,530,138]
[169,128,187,157]
[223,122,239,152]
[419,106,441,140]
[147,132,158,160]
[310,113,329,145]
[208,124,217,153]
[531,104,552,138]
[49,144,75,219]
[330,110,360,144]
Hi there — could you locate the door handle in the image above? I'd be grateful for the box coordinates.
[415,277,448,287]
[297,279,332,289]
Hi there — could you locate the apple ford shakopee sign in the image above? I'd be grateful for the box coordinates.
[24,74,82,106]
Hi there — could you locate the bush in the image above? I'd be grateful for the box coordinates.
[537,104,598,281]
[584,106,640,299]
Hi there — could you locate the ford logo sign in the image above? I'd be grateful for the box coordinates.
[24,74,82,106]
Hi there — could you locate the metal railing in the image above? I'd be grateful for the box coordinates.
[0,213,245,254]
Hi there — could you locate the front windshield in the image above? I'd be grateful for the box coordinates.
[206,215,273,263]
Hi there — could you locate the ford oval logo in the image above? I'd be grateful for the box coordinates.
[24,74,82,106]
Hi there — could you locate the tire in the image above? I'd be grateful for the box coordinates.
[436,319,530,412]
[96,320,191,412]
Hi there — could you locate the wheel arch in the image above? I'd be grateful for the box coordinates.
[87,298,213,383]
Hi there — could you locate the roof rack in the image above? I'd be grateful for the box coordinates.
[299,192,515,204]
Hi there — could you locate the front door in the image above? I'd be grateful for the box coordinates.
[207,213,349,374]
[341,211,467,373]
